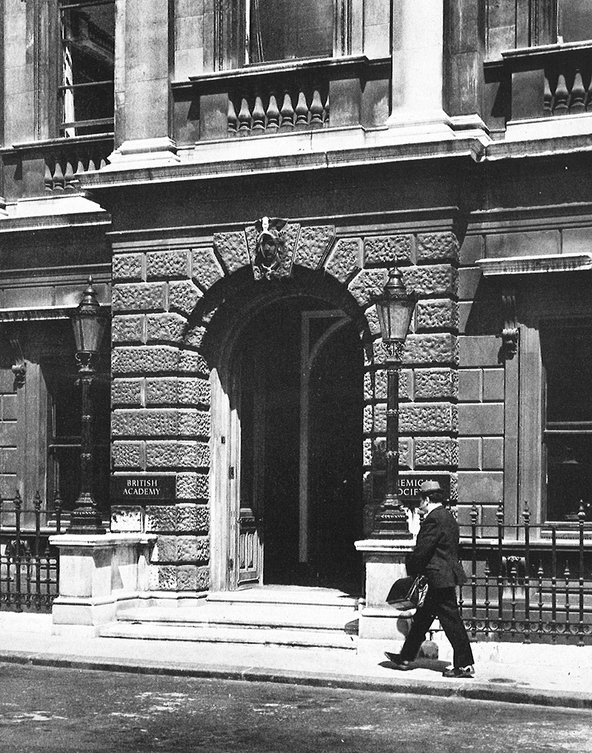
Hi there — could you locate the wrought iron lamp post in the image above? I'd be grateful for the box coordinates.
[68,278,107,534]
[372,267,417,538]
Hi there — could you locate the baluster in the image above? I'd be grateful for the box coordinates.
[522,502,531,644]
[553,73,569,115]
[87,158,96,172]
[64,160,77,190]
[569,70,586,114]
[551,525,557,642]
[13,491,22,613]
[34,491,42,611]
[543,75,553,117]
[251,95,266,135]
[238,97,252,136]
[310,90,324,129]
[586,75,592,111]
[227,98,238,136]
[44,162,54,192]
[537,559,545,641]
[76,158,86,178]
[496,500,504,636]
[52,161,65,191]
[266,94,280,133]
[295,90,309,130]
[563,560,571,638]
[280,92,295,131]
[470,502,478,638]
[324,91,330,126]
[99,158,107,170]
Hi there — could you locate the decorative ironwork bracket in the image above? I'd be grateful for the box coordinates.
[501,287,519,359]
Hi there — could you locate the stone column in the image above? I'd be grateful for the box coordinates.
[108,0,178,168]
[388,0,452,135]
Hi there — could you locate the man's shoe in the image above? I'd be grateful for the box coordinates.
[384,652,412,670]
[442,665,474,679]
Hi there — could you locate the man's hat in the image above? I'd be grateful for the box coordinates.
[419,480,443,496]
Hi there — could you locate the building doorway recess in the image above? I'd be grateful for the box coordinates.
[212,293,363,594]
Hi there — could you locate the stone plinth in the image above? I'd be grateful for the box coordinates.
[354,538,415,641]
[50,534,157,637]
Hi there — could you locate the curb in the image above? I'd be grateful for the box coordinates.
[0,651,590,711]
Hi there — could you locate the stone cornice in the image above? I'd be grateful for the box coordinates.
[477,253,592,276]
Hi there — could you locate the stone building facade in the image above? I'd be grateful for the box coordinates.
[1,1,592,624]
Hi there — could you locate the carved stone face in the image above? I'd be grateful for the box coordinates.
[258,232,277,264]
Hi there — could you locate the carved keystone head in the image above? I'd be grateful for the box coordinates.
[253,216,288,280]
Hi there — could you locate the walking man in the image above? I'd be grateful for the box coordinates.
[385,480,475,678]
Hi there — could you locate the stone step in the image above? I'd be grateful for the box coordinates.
[98,621,357,650]
[206,586,359,608]
[115,604,359,632]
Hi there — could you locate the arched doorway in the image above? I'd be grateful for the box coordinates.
[219,292,364,594]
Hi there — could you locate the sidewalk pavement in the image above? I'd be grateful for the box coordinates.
[0,612,590,711]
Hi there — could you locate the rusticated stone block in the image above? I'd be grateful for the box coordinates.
[177,564,200,591]
[402,334,459,366]
[364,306,381,337]
[145,377,210,407]
[146,249,189,279]
[348,268,388,307]
[112,345,179,375]
[112,283,166,313]
[179,349,210,375]
[363,369,410,401]
[176,473,209,500]
[324,238,362,283]
[364,438,372,466]
[414,369,458,400]
[112,379,143,406]
[192,246,225,291]
[157,565,177,590]
[146,506,177,532]
[416,232,460,263]
[112,408,210,438]
[146,313,187,344]
[415,437,459,467]
[146,441,210,469]
[364,235,412,266]
[113,253,143,281]
[213,230,250,274]
[400,403,458,433]
[402,264,458,298]
[177,535,210,563]
[294,225,335,270]
[112,315,144,344]
[156,534,177,561]
[416,299,459,331]
[176,502,209,531]
[112,441,144,469]
[169,280,202,316]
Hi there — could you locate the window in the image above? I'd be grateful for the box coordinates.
[542,322,592,522]
[248,0,333,64]
[43,357,110,514]
[217,0,336,70]
[59,0,115,136]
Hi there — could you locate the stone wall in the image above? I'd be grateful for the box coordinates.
[111,224,461,592]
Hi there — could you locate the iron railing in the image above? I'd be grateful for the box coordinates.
[0,492,62,612]
[457,502,592,645]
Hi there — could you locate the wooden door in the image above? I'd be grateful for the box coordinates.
[235,342,264,585]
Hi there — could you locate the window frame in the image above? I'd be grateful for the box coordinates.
[213,0,355,72]
[56,0,115,138]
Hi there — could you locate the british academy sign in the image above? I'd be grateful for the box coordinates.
[111,476,175,504]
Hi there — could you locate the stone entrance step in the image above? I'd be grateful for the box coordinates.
[98,585,360,650]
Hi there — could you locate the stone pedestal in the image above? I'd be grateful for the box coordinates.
[354,538,415,641]
[50,533,157,637]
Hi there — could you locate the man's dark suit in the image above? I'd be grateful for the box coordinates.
[399,505,474,668]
